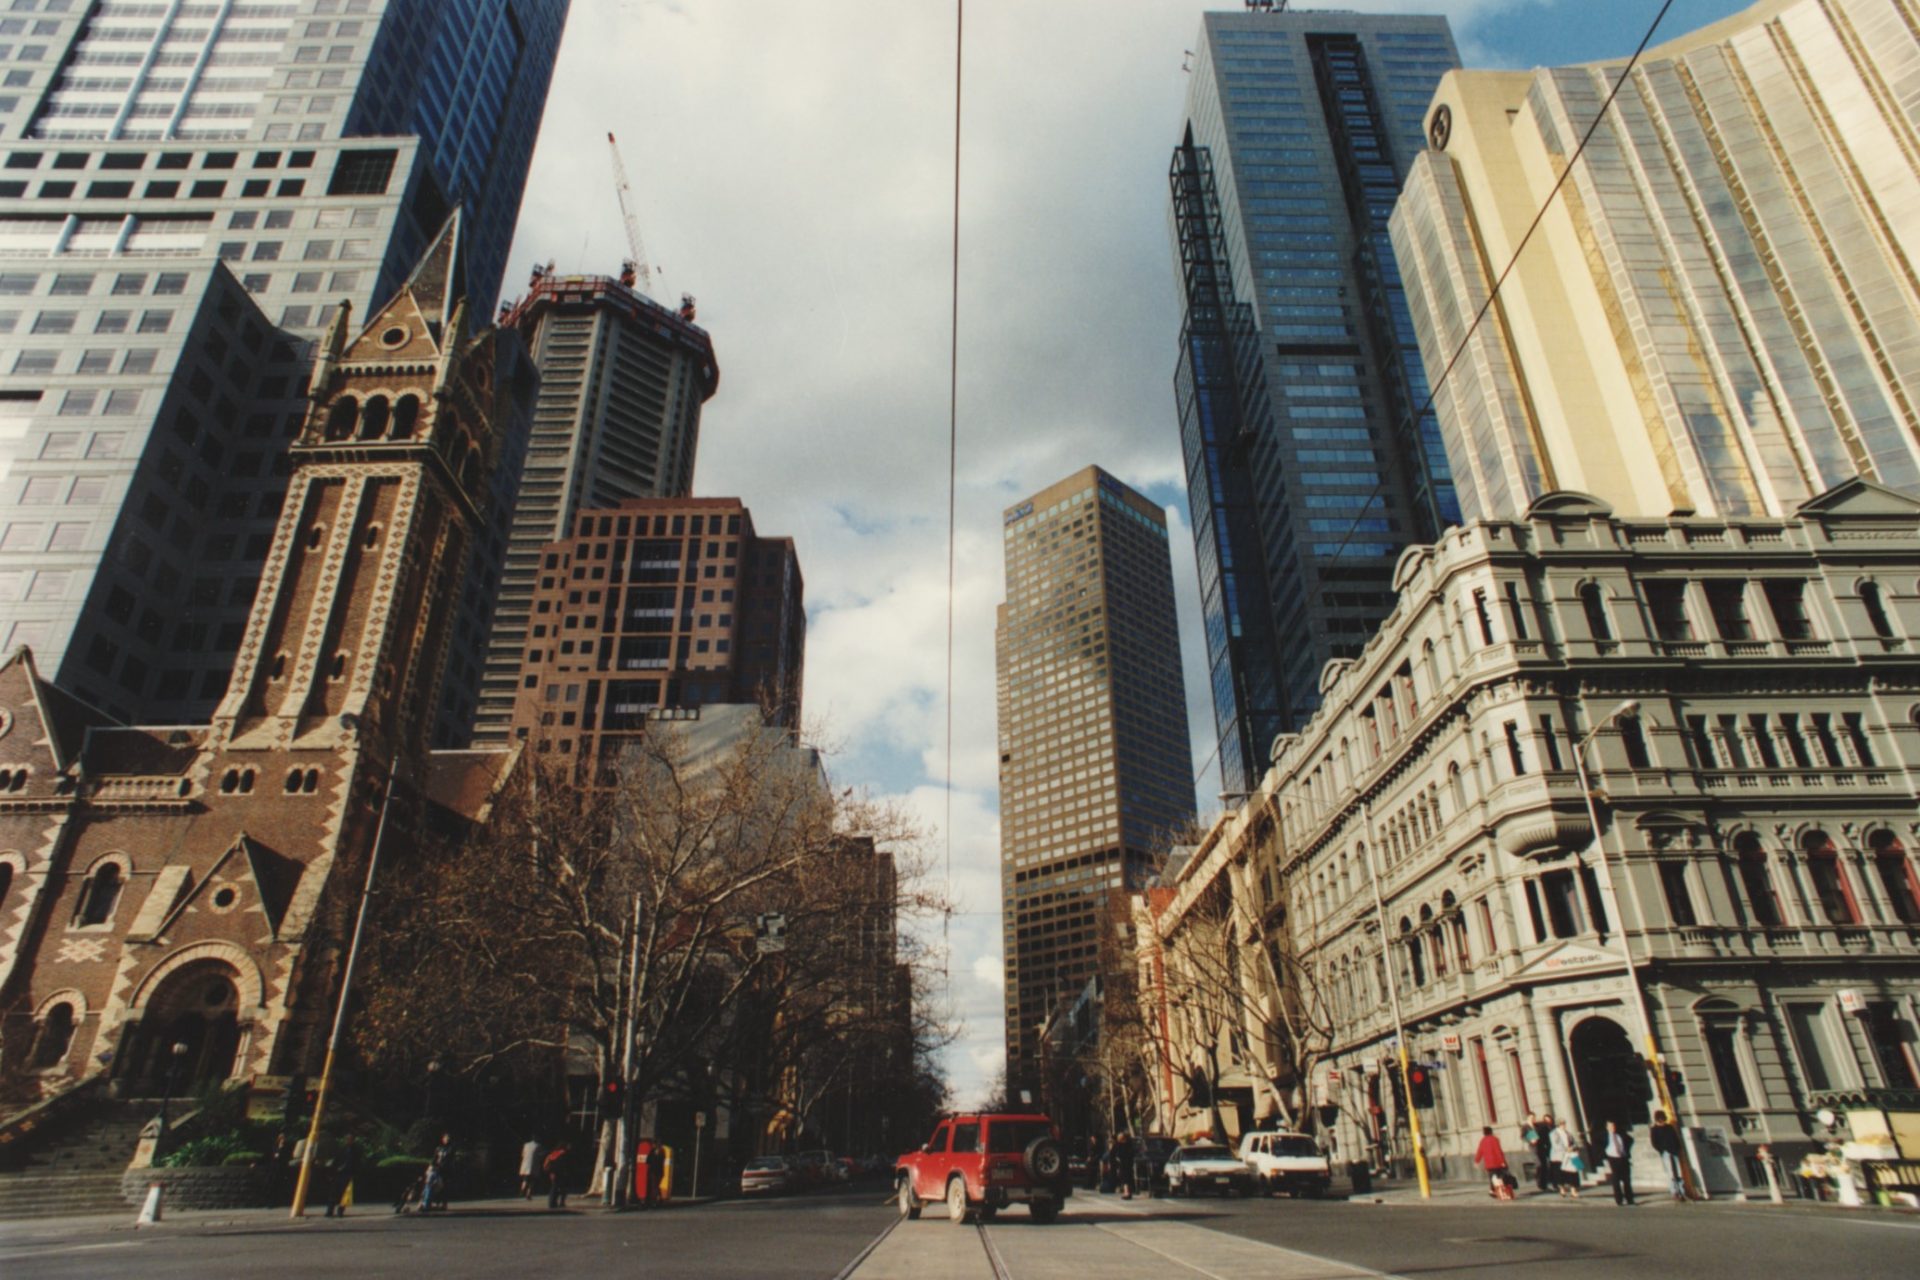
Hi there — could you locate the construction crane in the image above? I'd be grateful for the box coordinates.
[607,131,653,296]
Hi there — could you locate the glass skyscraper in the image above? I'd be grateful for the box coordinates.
[0,0,566,726]
[1392,0,1920,523]
[1171,8,1459,792]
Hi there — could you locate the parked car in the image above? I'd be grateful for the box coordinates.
[1164,1143,1255,1197]
[740,1156,796,1195]
[1133,1135,1180,1196]
[895,1111,1072,1224]
[792,1149,841,1186]
[1236,1130,1333,1198]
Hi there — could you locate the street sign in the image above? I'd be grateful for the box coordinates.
[1838,988,1863,1013]
[755,913,787,954]
[1440,1033,1462,1053]
[694,1111,707,1129]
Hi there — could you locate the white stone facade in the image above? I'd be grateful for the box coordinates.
[1146,482,1920,1193]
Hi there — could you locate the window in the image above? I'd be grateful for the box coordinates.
[1785,1003,1841,1092]
[1646,581,1692,641]
[1659,862,1698,927]
[1472,589,1496,644]
[1869,830,1920,924]
[1802,831,1860,925]
[950,1121,979,1154]
[76,862,123,925]
[1580,581,1613,642]
[31,1002,76,1069]
[327,148,396,196]
[1861,581,1896,639]
[1618,715,1651,768]
[1763,579,1815,641]
[1503,721,1526,775]
[1864,1003,1918,1090]
[1735,836,1774,924]
[1704,1024,1751,1109]
[1530,870,1582,940]
[1704,581,1752,640]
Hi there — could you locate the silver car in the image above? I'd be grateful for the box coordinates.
[1163,1143,1255,1196]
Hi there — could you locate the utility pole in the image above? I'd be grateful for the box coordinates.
[291,753,400,1218]
[1569,700,1703,1200]
[1361,804,1430,1198]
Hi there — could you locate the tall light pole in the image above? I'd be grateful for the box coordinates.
[1359,805,1430,1198]
[291,751,402,1218]
[1567,698,1700,1200]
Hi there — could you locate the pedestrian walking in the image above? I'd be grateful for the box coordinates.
[1531,1114,1557,1195]
[1603,1121,1635,1205]
[1473,1126,1514,1198]
[325,1134,358,1218]
[519,1134,543,1200]
[1649,1111,1687,1202]
[544,1142,571,1210]
[1548,1121,1581,1198]
[1110,1132,1136,1200]
[420,1132,454,1211]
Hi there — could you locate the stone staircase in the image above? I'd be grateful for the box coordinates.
[0,1098,152,1220]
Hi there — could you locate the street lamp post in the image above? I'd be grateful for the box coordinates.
[157,1041,189,1143]
[1567,699,1701,1200]
[1358,809,1430,1199]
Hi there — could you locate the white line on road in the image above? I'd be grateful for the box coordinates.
[1837,1218,1920,1231]
[0,1240,137,1262]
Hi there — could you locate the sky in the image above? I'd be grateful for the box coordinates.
[503,0,1755,1116]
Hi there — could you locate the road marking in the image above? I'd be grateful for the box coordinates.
[0,1240,137,1262]
[1837,1218,1920,1231]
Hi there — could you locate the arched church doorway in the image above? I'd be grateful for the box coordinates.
[119,962,244,1095]
[1567,1015,1650,1136]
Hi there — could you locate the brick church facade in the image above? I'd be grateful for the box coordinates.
[0,215,526,1102]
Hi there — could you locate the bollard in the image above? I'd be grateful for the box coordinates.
[1758,1146,1784,1206]
[136,1180,164,1225]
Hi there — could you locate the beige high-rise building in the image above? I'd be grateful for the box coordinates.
[1391,0,1920,522]
[996,466,1194,1079]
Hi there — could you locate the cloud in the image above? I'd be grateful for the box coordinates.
[505,0,1642,1114]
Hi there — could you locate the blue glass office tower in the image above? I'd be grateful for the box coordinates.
[1170,8,1459,791]
[0,1,567,730]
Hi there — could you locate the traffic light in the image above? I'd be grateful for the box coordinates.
[601,1079,624,1115]
[1407,1065,1435,1109]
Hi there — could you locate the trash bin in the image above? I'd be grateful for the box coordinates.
[1347,1162,1372,1195]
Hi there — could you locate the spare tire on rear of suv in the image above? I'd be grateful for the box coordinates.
[1024,1136,1064,1182]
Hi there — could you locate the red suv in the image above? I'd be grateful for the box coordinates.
[895,1112,1070,1224]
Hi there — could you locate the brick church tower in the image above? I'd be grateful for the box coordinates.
[0,214,527,1101]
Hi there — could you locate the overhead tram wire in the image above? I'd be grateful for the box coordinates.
[942,1,965,980]
[1315,0,1677,570]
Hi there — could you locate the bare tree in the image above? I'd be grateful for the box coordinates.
[357,713,950,1162]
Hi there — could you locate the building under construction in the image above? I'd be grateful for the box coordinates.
[468,268,719,745]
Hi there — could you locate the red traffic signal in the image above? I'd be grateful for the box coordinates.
[1407,1066,1435,1108]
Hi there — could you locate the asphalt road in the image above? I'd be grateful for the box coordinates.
[1,1183,1915,1278]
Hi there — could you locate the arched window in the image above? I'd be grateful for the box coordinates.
[1406,928,1427,987]
[1869,829,1920,924]
[220,768,240,794]
[1447,762,1465,813]
[1801,830,1861,925]
[324,397,357,440]
[77,863,123,926]
[0,860,13,906]
[285,769,303,794]
[1731,832,1781,927]
[302,769,320,793]
[31,1002,76,1068]
[1861,581,1896,640]
[1580,581,1613,642]
[392,394,420,439]
[359,394,390,440]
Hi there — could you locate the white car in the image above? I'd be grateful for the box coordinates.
[1236,1130,1332,1198]
[1163,1143,1255,1196]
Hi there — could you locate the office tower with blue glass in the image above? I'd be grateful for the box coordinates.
[0,0,567,731]
[1170,6,1459,791]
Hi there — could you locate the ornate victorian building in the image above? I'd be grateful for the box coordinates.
[1143,484,1920,1193]
[0,215,528,1100]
